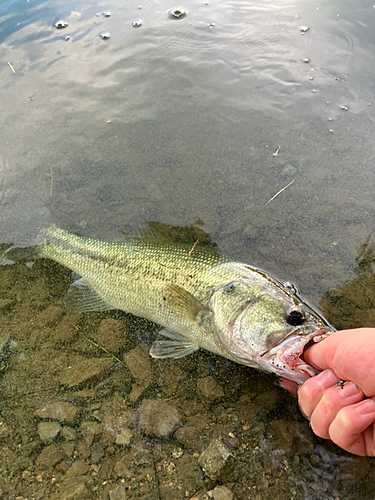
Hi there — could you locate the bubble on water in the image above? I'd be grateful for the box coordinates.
[99,32,111,39]
[168,7,187,19]
[54,20,68,29]
[340,105,349,111]
[303,58,310,63]
[309,76,314,80]
[300,26,309,33]
[64,35,71,41]
[368,102,372,106]
[138,5,143,8]
[329,129,333,133]
[312,89,317,93]
[328,117,333,121]
[131,19,143,27]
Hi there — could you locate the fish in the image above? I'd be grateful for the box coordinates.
[0,191,334,386]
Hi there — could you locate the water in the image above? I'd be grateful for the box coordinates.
[0,0,374,498]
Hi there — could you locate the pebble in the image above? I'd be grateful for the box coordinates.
[208,486,234,500]
[123,345,152,384]
[114,460,132,478]
[34,402,78,424]
[138,399,182,438]
[49,481,90,500]
[197,376,224,402]
[60,426,77,441]
[35,444,65,471]
[80,421,103,446]
[65,459,90,478]
[123,345,153,401]
[102,411,132,445]
[109,485,127,500]
[96,319,125,353]
[58,355,113,387]
[198,439,233,480]
[91,442,104,464]
[115,427,133,446]
[37,422,61,444]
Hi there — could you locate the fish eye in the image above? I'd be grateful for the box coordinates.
[286,309,305,326]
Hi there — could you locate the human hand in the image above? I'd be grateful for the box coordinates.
[298,328,375,456]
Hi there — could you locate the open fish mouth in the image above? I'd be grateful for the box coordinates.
[262,327,334,384]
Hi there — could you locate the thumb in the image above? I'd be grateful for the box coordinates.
[303,329,375,396]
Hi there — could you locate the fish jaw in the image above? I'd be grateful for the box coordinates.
[260,328,334,385]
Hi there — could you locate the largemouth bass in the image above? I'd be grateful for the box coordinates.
[0,193,334,385]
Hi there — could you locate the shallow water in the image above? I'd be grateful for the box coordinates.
[0,0,375,498]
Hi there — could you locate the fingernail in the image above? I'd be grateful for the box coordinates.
[340,382,360,398]
[357,399,375,415]
[316,369,338,389]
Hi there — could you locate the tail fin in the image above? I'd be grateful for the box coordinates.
[0,189,55,264]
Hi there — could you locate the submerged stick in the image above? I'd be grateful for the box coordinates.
[7,62,16,73]
[185,239,199,261]
[266,179,295,205]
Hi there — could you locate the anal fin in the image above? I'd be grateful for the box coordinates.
[150,340,199,359]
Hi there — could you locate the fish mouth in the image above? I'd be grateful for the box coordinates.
[261,327,334,384]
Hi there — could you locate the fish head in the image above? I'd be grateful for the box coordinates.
[210,264,334,385]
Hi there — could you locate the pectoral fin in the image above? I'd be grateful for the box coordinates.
[164,283,206,324]
[65,277,116,312]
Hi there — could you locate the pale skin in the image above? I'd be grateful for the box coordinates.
[281,328,375,456]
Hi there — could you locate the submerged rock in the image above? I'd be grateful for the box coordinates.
[35,443,64,471]
[197,376,224,402]
[49,481,91,500]
[102,410,132,446]
[34,402,78,424]
[37,422,61,444]
[58,355,113,387]
[123,345,153,401]
[65,459,90,478]
[198,439,233,481]
[123,345,152,383]
[109,485,127,499]
[208,485,234,500]
[138,399,182,438]
[91,442,104,464]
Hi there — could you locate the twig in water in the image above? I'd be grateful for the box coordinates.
[164,389,185,401]
[185,239,199,261]
[273,146,280,157]
[74,325,126,367]
[266,179,295,205]
[7,62,16,73]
